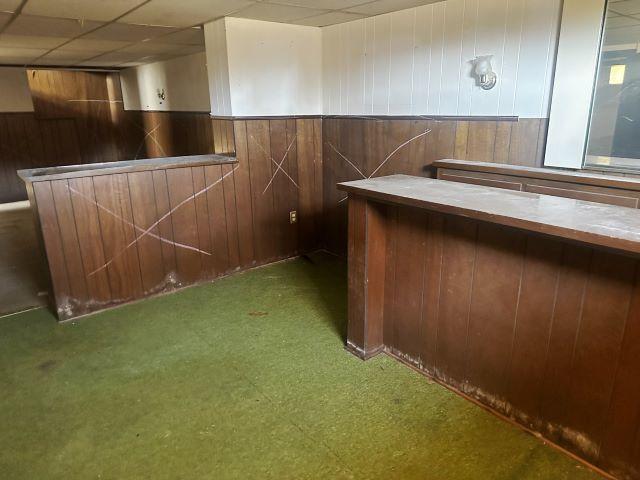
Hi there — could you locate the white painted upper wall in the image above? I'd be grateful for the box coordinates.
[0,68,34,112]
[322,0,562,118]
[205,17,322,117]
[120,52,210,112]
[204,18,233,117]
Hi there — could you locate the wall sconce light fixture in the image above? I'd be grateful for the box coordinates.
[472,55,497,90]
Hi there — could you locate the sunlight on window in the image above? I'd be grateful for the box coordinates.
[609,64,626,85]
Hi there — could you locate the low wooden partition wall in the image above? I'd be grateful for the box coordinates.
[340,175,640,480]
[20,118,323,321]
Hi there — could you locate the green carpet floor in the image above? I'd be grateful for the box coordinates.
[0,253,601,480]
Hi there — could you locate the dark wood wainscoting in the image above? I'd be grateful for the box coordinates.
[0,69,235,203]
[322,117,548,255]
[28,118,322,320]
[346,190,640,480]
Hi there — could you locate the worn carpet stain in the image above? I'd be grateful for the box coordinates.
[0,252,601,480]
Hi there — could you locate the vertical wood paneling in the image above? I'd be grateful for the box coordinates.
[191,166,215,278]
[388,8,415,114]
[322,117,547,255]
[67,177,112,304]
[4,70,239,203]
[389,207,426,360]
[560,251,635,461]
[205,164,231,276]
[32,181,73,315]
[321,0,561,118]
[464,225,526,404]
[269,119,298,258]
[348,201,640,480]
[506,238,563,425]
[247,120,277,263]
[50,180,89,304]
[220,163,241,270]
[434,216,477,384]
[151,170,179,278]
[232,120,256,268]
[127,171,166,294]
[92,174,144,302]
[165,168,202,285]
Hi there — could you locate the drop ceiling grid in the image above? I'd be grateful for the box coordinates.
[0,0,444,68]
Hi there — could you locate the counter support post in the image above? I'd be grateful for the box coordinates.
[346,195,386,360]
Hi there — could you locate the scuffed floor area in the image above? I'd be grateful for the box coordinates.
[0,253,601,479]
[0,201,47,316]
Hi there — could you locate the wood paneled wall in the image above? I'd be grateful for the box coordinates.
[352,201,640,480]
[0,70,234,203]
[322,0,561,117]
[31,118,322,320]
[322,117,548,255]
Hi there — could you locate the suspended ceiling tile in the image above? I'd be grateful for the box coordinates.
[159,27,204,45]
[4,14,104,37]
[233,2,327,22]
[292,11,365,27]
[0,34,65,49]
[0,0,21,13]
[23,0,146,22]
[31,57,77,66]
[0,11,12,29]
[62,38,131,52]
[0,46,48,61]
[609,0,640,16]
[346,0,439,16]
[118,60,146,67]
[172,44,206,55]
[80,50,142,64]
[39,48,103,62]
[277,0,365,9]
[83,22,178,42]
[119,41,186,55]
[120,0,255,28]
[607,16,640,28]
[77,59,124,67]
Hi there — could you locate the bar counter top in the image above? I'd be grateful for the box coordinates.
[338,174,640,255]
[18,154,237,182]
[433,158,640,191]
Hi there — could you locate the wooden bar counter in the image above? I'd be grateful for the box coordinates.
[19,154,238,321]
[339,175,640,480]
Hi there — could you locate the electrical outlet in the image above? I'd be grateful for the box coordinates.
[289,210,297,224]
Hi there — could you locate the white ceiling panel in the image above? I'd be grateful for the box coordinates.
[0,34,65,49]
[0,0,21,13]
[277,0,365,9]
[159,27,205,45]
[39,49,103,62]
[62,38,131,52]
[0,0,452,68]
[119,41,187,55]
[0,12,10,29]
[121,0,255,28]
[233,3,326,22]
[346,0,440,16]
[0,46,48,62]
[4,15,104,37]
[291,11,364,26]
[23,0,146,22]
[83,22,178,42]
[609,0,640,16]
[79,50,143,65]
